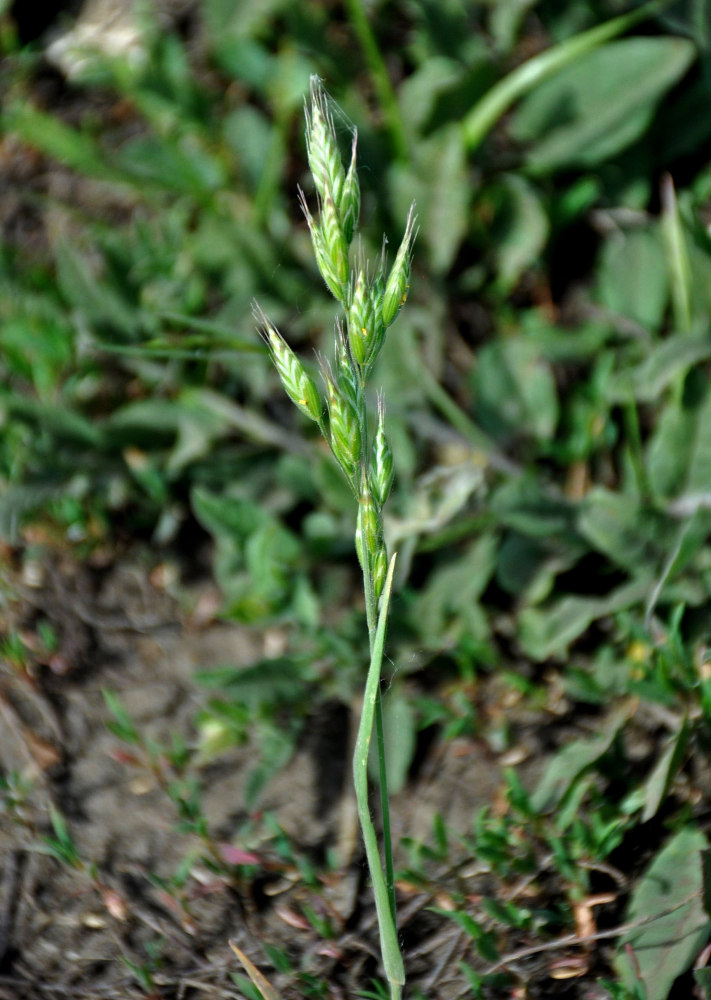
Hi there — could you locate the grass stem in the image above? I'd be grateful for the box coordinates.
[342,0,410,162]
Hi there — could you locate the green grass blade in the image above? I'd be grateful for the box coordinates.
[661,173,694,332]
[342,0,409,162]
[462,0,674,153]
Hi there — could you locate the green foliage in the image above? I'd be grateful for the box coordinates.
[615,827,711,1000]
[5,0,711,994]
[42,803,83,869]
[510,37,696,172]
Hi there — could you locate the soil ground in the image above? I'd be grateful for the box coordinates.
[0,547,526,1000]
[0,544,642,1000]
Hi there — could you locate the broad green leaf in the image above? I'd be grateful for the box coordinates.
[615,827,711,1000]
[490,478,579,541]
[521,311,612,363]
[223,105,273,190]
[3,395,105,448]
[116,135,226,198]
[646,371,711,500]
[647,397,696,501]
[2,102,122,183]
[490,174,549,293]
[55,241,140,338]
[462,0,675,154]
[108,399,184,441]
[389,124,470,273]
[496,532,580,603]
[645,510,711,623]
[607,330,711,406]
[398,57,464,134]
[414,533,498,644]
[577,487,659,570]
[191,486,301,621]
[167,389,232,473]
[510,37,696,171]
[203,0,290,54]
[531,711,628,812]
[519,576,651,660]
[641,718,689,822]
[266,47,312,114]
[597,225,669,331]
[192,486,264,541]
[196,658,308,709]
[473,336,559,444]
[496,534,548,596]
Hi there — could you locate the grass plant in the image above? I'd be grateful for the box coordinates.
[256,77,415,999]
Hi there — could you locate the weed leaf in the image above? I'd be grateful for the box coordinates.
[641,718,689,822]
[615,826,710,1000]
[511,37,696,171]
[530,711,628,812]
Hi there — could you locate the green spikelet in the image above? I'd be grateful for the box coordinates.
[371,396,394,507]
[255,306,322,423]
[300,190,348,303]
[322,363,361,485]
[335,323,361,412]
[348,267,370,365]
[359,491,380,558]
[305,78,345,208]
[340,134,360,246]
[321,191,349,292]
[373,546,388,601]
[382,205,417,328]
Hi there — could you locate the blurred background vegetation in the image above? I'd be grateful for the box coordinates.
[3,0,711,683]
[4,0,711,993]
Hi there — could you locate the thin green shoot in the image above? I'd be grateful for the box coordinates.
[353,554,405,997]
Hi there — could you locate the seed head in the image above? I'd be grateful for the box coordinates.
[348,265,386,368]
[382,204,417,328]
[348,268,370,365]
[335,322,361,411]
[371,395,394,507]
[354,517,366,572]
[373,546,388,601]
[358,491,380,558]
[321,192,349,292]
[255,306,322,423]
[322,362,361,484]
[340,133,360,246]
[299,189,348,303]
[305,77,345,208]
